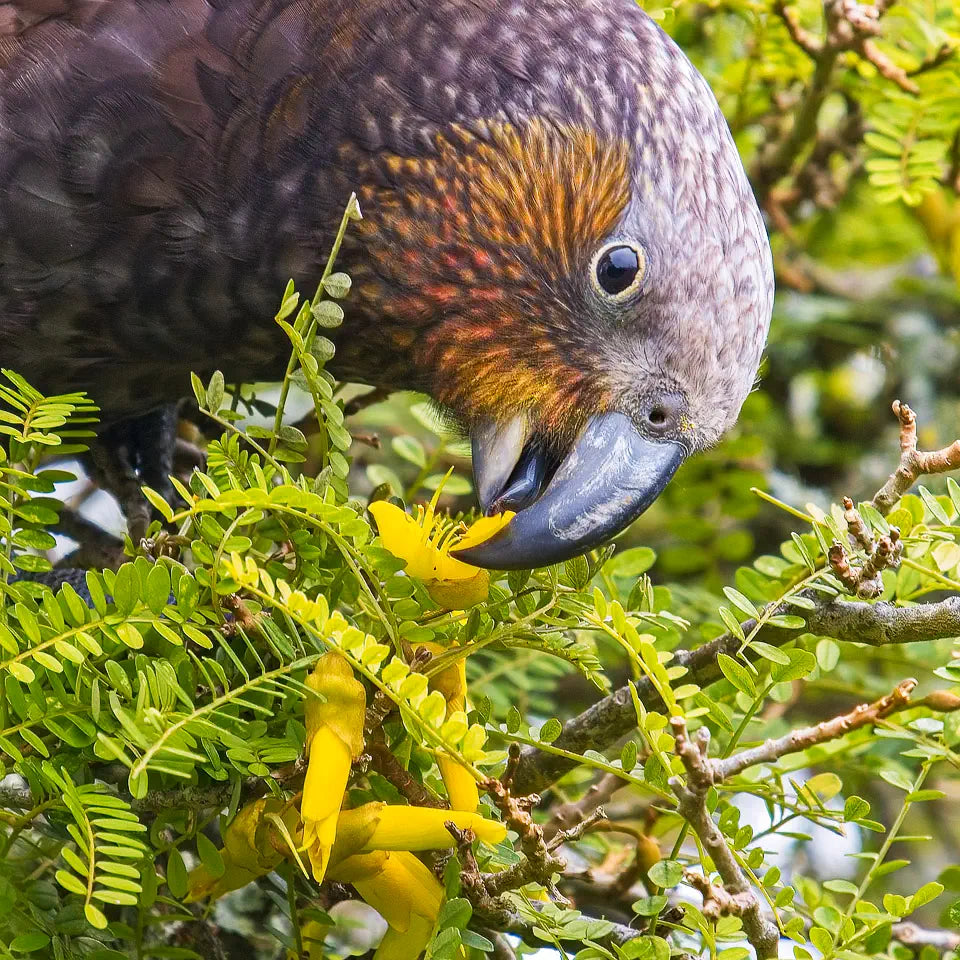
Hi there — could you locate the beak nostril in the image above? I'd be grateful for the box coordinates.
[641,393,685,435]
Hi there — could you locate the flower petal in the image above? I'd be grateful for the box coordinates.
[437,755,480,812]
[455,511,516,550]
[417,644,478,810]
[425,570,490,608]
[305,654,367,758]
[352,850,443,934]
[374,913,435,960]
[302,726,352,825]
[186,797,293,901]
[327,850,390,883]
[369,501,438,580]
[302,654,367,882]
[339,803,506,850]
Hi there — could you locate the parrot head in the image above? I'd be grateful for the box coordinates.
[334,0,773,569]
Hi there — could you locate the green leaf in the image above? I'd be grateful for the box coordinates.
[438,897,472,930]
[460,930,494,951]
[946,897,960,927]
[539,718,562,743]
[610,547,656,577]
[717,653,756,696]
[55,869,87,896]
[10,933,51,953]
[723,587,759,619]
[880,768,915,792]
[321,272,352,299]
[196,833,225,879]
[206,370,225,413]
[166,846,188,899]
[631,895,668,916]
[750,641,790,665]
[718,606,745,641]
[771,648,816,683]
[816,638,840,672]
[190,373,206,408]
[142,486,174,523]
[647,859,683,888]
[392,435,426,467]
[919,486,950,524]
[767,615,806,629]
[84,904,109,930]
[911,881,944,909]
[144,564,172,615]
[844,796,870,821]
[823,879,858,896]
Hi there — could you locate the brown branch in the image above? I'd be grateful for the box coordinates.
[511,593,960,795]
[670,719,781,959]
[445,823,516,927]
[907,41,956,77]
[754,0,913,200]
[543,772,622,841]
[892,921,960,952]
[445,818,649,949]
[773,0,822,57]
[343,386,391,418]
[367,735,447,809]
[824,0,917,93]
[712,679,925,781]
[828,502,902,598]
[872,400,960,515]
[482,745,566,899]
[752,49,839,198]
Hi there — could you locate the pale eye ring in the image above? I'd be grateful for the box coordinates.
[591,241,646,300]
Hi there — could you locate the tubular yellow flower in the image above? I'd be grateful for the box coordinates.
[419,642,478,811]
[290,919,331,960]
[334,802,506,853]
[301,652,366,884]
[368,488,513,609]
[186,797,296,902]
[347,851,444,960]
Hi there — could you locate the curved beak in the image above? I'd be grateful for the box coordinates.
[454,412,685,570]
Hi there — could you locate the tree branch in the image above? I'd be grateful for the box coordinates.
[712,678,927,781]
[512,593,960,795]
[892,921,960,952]
[670,719,781,959]
[754,0,917,202]
[871,400,960,515]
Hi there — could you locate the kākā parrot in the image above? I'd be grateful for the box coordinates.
[0,0,774,570]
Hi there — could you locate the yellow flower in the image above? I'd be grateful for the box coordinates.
[320,801,506,868]
[186,797,297,902]
[330,850,444,960]
[419,643,478,811]
[290,919,331,960]
[369,487,513,609]
[301,652,367,884]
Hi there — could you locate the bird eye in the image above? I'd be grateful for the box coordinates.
[592,242,645,299]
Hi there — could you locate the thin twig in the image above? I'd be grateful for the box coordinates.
[543,772,621,840]
[871,400,960,515]
[713,679,923,780]
[892,921,960,951]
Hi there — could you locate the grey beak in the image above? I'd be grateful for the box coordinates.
[453,412,684,570]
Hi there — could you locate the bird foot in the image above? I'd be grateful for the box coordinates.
[89,404,180,543]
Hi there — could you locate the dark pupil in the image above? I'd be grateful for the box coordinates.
[596,245,640,295]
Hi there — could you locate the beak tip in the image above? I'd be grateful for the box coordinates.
[459,414,686,571]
